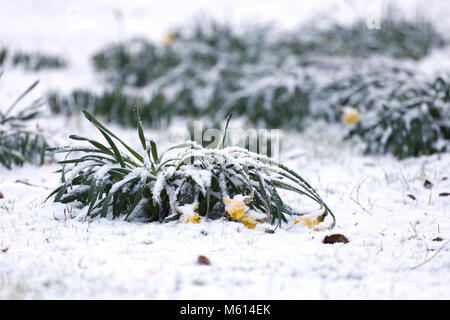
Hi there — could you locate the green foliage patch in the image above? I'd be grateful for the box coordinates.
[0,79,48,168]
[0,47,67,71]
[346,75,450,158]
[48,111,335,226]
[46,13,449,159]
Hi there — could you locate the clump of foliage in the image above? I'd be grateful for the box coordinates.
[278,8,446,60]
[0,79,48,168]
[218,60,313,128]
[311,64,416,121]
[48,110,335,228]
[49,20,314,128]
[47,88,171,127]
[90,20,274,119]
[49,11,446,127]
[45,14,448,159]
[92,39,179,87]
[0,48,67,71]
[12,51,67,71]
[347,75,450,158]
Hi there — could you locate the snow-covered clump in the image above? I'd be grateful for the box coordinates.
[48,110,335,230]
[346,73,450,158]
[0,77,48,169]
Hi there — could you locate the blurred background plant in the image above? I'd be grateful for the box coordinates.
[0,78,48,168]
[346,74,450,158]
[0,48,67,71]
[44,6,450,159]
[276,6,446,60]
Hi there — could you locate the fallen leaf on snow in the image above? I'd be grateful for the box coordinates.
[439,192,450,197]
[323,234,349,244]
[197,255,211,265]
[433,237,443,242]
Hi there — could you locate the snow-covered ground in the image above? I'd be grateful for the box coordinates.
[1,0,450,299]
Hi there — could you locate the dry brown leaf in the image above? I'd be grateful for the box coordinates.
[197,255,211,265]
[323,234,349,244]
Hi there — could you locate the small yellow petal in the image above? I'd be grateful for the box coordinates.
[225,200,245,220]
[186,213,200,224]
[241,217,256,229]
[294,216,320,228]
[163,33,176,45]
[343,107,360,125]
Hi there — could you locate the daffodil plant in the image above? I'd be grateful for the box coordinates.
[347,74,450,158]
[48,110,335,230]
[0,78,48,169]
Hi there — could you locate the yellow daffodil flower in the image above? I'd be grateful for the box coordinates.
[342,107,360,125]
[224,199,246,220]
[294,215,320,228]
[163,32,176,45]
[186,213,200,224]
[177,204,200,224]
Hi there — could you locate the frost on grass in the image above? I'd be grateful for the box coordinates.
[48,111,335,230]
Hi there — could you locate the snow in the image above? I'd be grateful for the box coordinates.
[1,122,449,299]
[1,0,450,300]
